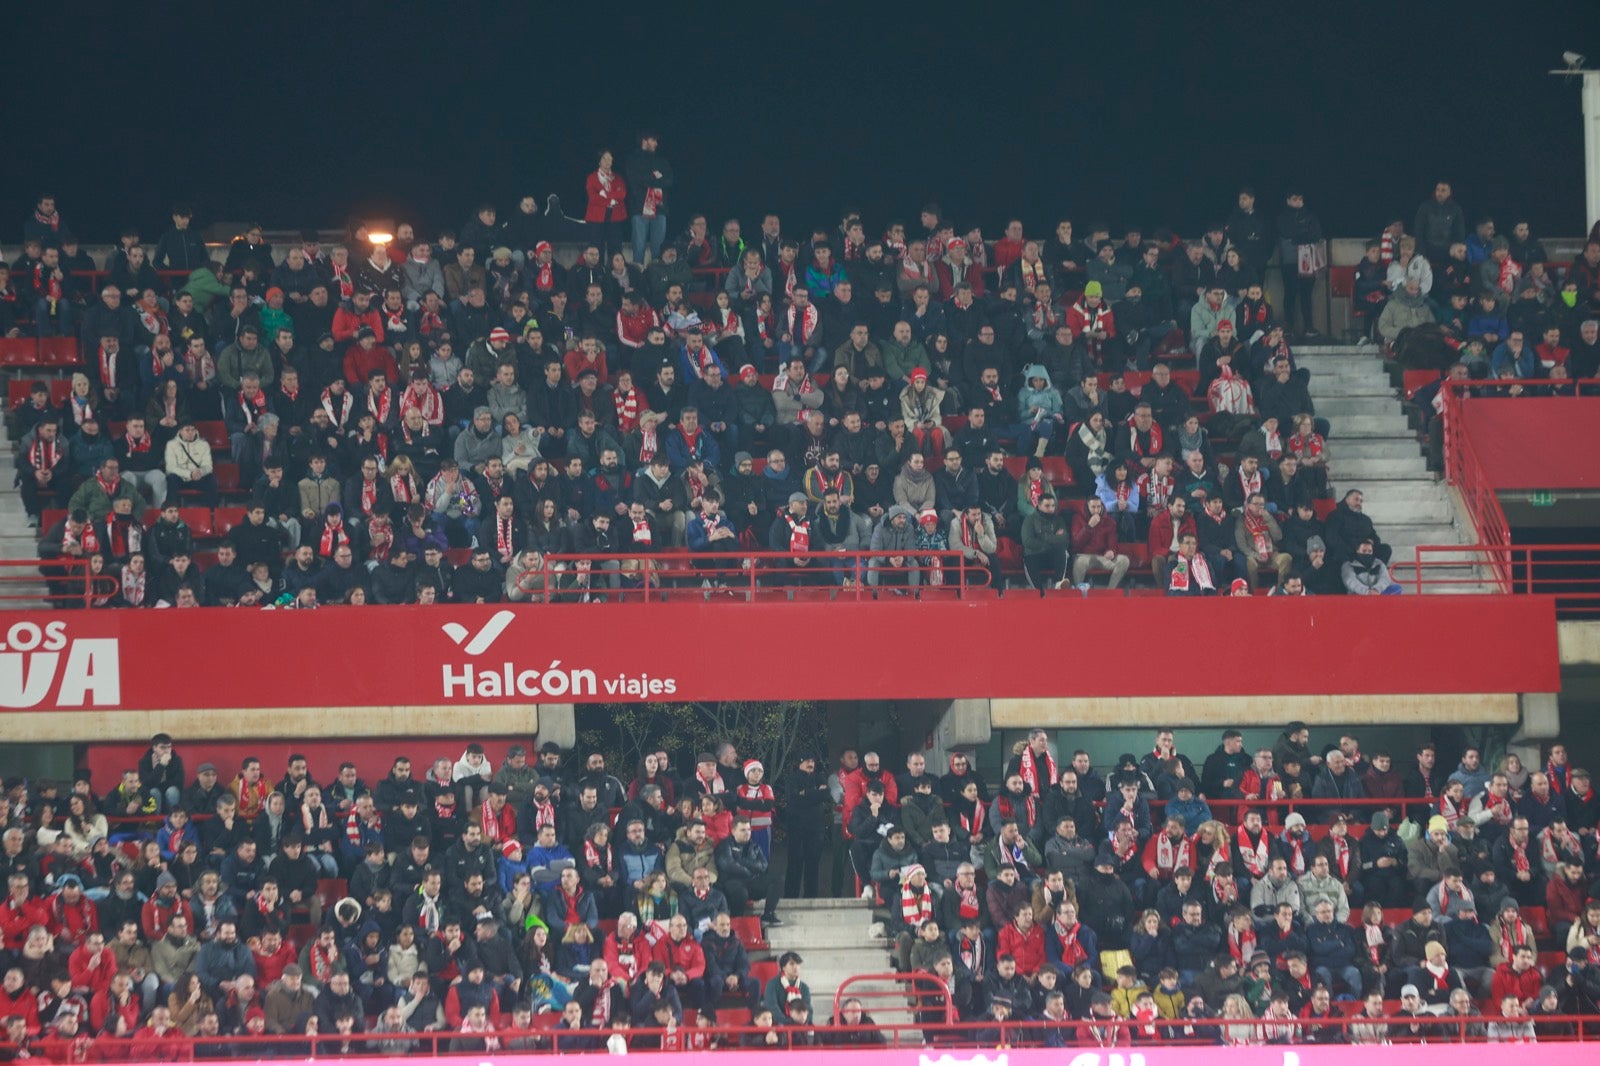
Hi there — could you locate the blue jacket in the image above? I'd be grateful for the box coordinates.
[678,343,727,385]
[614,841,664,888]
[1045,921,1100,973]
[1490,342,1533,378]
[1305,918,1357,969]
[1444,919,1493,969]
[664,423,722,473]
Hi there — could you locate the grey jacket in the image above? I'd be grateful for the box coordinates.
[401,259,446,304]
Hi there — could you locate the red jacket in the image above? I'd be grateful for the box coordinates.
[616,304,660,350]
[935,260,986,302]
[331,306,384,344]
[1071,511,1119,557]
[564,349,610,385]
[1489,962,1542,1006]
[603,932,648,986]
[0,984,39,1032]
[997,920,1046,975]
[68,945,118,996]
[1067,300,1117,340]
[343,345,401,388]
[1,895,53,950]
[841,768,900,838]
[140,896,193,943]
[127,1024,189,1062]
[1546,875,1586,927]
[89,988,139,1035]
[1147,509,1196,561]
[585,170,629,223]
[653,933,706,981]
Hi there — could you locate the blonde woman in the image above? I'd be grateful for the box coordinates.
[1220,993,1261,1045]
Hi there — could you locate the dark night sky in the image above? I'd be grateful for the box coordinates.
[8,3,1599,246]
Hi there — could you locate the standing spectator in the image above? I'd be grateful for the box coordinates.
[1275,189,1324,339]
[626,132,673,266]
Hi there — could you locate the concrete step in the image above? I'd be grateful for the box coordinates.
[1359,497,1455,525]
[1374,522,1465,548]
[773,898,872,912]
[1327,438,1422,460]
[1329,415,1413,437]
[1315,396,1403,416]
[766,925,887,951]
[1329,457,1431,480]
[1296,346,1378,356]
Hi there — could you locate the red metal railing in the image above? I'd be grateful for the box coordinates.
[833,971,956,1033]
[1437,384,1512,584]
[6,556,106,609]
[70,1012,1598,1059]
[1404,542,1600,614]
[522,549,986,601]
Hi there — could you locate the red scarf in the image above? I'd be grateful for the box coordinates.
[1155,832,1193,874]
[321,388,353,430]
[367,386,392,425]
[1228,923,1257,964]
[34,207,59,232]
[583,839,612,874]
[1499,917,1529,963]
[390,472,416,504]
[1329,836,1351,879]
[631,517,653,546]
[613,388,640,434]
[1169,551,1213,592]
[1289,433,1323,460]
[784,514,810,553]
[1127,422,1164,456]
[97,344,120,389]
[1018,746,1056,795]
[239,388,266,427]
[1212,876,1238,905]
[1017,258,1046,294]
[123,430,151,456]
[1027,475,1045,508]
[1052,921,1088,966]
[958,801,985,840]
[901,881,933,928]
[319,519,350,557]
[29,436,60,472]
[588,977,611,1026]
[1236,827,1269,877]
[1237,467,1262,499]
[1510,837,1530,875]
[496,516,516,558]
[1283,835,1307,876]
[1243,510,1273,555]
[402,385,444,425]
[360,478,379,516]
[332,262,354,300]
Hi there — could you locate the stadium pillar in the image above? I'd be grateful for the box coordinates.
[536,703,577,750]
[1507,691,1561,771]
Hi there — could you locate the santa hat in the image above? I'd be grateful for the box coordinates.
[488,327,511,344]
[918,508,939,524]
[900,863,926,882]
[502,840,522,859]
[534,241,553,255]
[739,364,757,378]
[947,238,967,251]
[743,759,764,777]
[1230,579,1250,593]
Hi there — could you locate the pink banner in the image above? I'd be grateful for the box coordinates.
[92,1046,1563,1066]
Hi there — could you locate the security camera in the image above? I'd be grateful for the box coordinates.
[1564,51,1587,69]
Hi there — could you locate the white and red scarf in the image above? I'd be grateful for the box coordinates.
[1236,827,1270,877]
[1019,746,1057,794]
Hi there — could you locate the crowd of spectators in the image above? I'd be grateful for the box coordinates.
[1,724,1598,1057]
[16,159,1500,604]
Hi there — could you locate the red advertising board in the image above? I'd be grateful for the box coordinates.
[0,595,1559,712]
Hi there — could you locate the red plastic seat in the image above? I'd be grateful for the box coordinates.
[1522,905,1549,937]
[179,507,215,539]
[214,462,241,493]
[729,916,767,951]
[749,960,779,987]
[213,506,248,538]
[38,337,80,367]
[1403,370,1438,400]
[1041,457,1072,486]
[0,338,39,368]
[48,379,73,406]
[196,421,229,450]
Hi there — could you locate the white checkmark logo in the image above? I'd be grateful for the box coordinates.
[441,609,516,655]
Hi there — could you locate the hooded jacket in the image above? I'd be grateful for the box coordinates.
[1016,364,1063,422]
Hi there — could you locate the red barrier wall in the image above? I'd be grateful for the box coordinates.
[1459,397,1600,489]
[0,595,1559,713]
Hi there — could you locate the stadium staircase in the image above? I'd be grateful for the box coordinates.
[1300,343,1482,590]
[762,897,893,1006]
[0,416,48,605]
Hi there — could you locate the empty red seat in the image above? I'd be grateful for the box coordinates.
[0,338,39,368]
[38,337,80,367]
[749,960,779,987]
[49,379,73,406]
[179,507,216,539]
[1403,370,1438,400]
[729,916,767,951]
[214,463,241,493]
[1314,499,1336,520]
[196,421,229,450]
[1041,457,1072,486]
[213,507,248,537]
[1522,905,1549,936]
